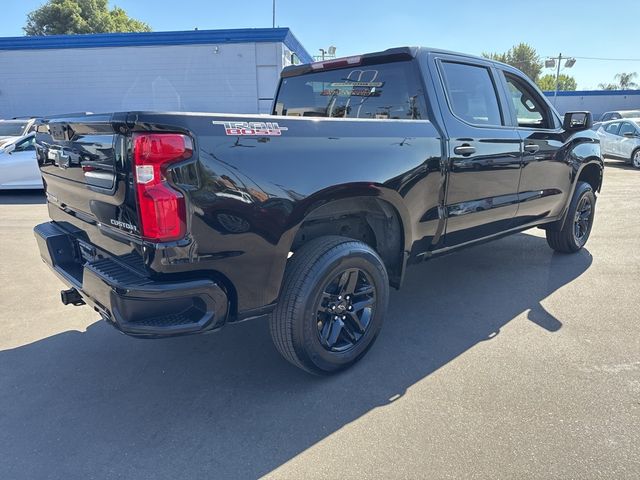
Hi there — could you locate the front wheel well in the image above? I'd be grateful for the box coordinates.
[577,162,603,193]
[291,197,404,288]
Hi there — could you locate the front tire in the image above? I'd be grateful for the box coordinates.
[631,148,640,169]
[546,181,596,253]
[270,236,389,375]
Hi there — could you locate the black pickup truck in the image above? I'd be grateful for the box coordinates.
[34,47,603,374]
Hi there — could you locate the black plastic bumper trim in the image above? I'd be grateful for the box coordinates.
[34,221,228,337]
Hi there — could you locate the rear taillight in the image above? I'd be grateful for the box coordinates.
[132,133,192,242]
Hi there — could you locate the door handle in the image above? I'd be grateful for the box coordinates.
[453,144,476,156]
[524,143,540,154]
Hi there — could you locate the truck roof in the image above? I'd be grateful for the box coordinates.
[281,46,515,78]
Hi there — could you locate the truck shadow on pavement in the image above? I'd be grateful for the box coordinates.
[0,232,592,479]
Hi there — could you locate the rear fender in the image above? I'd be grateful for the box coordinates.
[266,183,413,295]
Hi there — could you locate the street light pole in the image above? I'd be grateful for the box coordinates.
[272,0,276,28]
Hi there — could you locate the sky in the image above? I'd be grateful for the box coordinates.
[2,0,640,89]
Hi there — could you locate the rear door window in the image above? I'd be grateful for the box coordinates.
[439,61,503,127]
[274,61,426,120]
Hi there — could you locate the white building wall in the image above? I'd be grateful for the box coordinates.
[255,42,280,114]
[0,41,286,118]
[545,92,640,120]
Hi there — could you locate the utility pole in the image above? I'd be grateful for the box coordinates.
[272,0,276,28]
[545,54,575,106]
[554,53,562,105]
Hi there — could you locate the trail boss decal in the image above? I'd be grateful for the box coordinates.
[212,121,289,136]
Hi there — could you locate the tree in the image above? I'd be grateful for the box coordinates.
[24,0,151,36]
[483,43,543,82]
[598,83,619,91]
[598,72,638,90]
[537,74,577,92]
[614,72,638,89]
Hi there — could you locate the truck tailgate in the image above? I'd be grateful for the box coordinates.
[36,113,145,258]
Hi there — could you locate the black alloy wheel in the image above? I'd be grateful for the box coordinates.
[270,235,389,375]
[573,194,593,247]
[316,268,376,352]
[546,181,596,253]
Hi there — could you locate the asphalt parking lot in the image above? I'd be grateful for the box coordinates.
[0,161,638,480]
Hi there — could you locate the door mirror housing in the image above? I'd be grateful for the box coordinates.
[563,111,593,131]
[3,143,15,154]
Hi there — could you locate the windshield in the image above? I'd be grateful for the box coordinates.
[274,61,426,120]
[0,122,28,137]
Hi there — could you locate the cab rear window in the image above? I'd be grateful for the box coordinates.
[273,61,426,120]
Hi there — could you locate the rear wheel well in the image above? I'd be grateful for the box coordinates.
[291,197,404,288]
[577,163,602,193]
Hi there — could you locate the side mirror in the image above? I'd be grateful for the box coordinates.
[4,144,15,154]
[563,111,593,131]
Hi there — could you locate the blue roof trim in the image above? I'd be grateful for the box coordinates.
[0,27,313,63]
[282,30,313,64]
[543,89,640,97]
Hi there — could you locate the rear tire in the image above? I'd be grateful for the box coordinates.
[270,235,389,375]
[546,181,596,253]
[631,148,640,169]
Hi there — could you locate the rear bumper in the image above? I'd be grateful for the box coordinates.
[34,222,228,337]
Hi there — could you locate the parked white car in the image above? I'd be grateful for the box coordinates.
[0,119,37,148]
[0,134,43,190]
[599,110,640,122]
[596,119,640,169]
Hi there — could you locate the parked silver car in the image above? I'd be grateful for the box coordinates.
[599,110,640,122]
[0,118,37,148]
[0,134,43,190]
[596,119,640,168]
